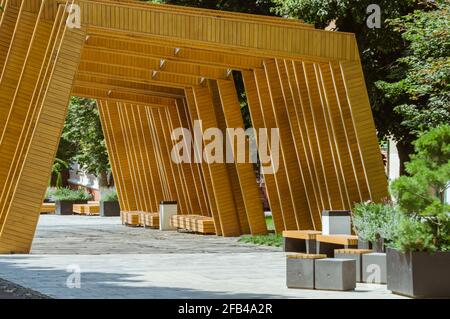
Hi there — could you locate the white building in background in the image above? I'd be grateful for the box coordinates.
[68,163,101,200]
[387,139,449,204]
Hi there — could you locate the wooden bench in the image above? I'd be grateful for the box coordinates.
[40,203,55,214]
[142,212,159,229]
[73,203,100,216]
[170,214,215,235]
[121,211,145,227]
[282,230,322,254]
[315,234,359,257]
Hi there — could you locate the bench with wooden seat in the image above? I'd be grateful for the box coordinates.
[72,203,100,215]
[282,230,322,254]
[142,212,159,229]
[121,211,145,227]
[40,202,55,214]
[315,234,358,257]
[170,214,216,235]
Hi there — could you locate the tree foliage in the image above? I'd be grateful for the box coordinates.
[376,1,450,136]
[145,0,275,14]
[59,97,110,185]
[271,0,446,170]
[390,125,450,252]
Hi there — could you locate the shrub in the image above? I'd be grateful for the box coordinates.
[49,188,92,202]
[352,201,401,243]
[101,188,118,202]
[390,125,450,253]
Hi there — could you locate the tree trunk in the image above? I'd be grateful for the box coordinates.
[396,140,414,176]
[108,171,114,187]
[98,171,109,187]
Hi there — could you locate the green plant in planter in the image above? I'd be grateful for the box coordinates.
[390,125,450,253]
[101,189,118,202]
[50,188,92,202]
[352,201,401,245]
[45,187,57,201]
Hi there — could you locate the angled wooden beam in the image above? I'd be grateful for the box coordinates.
[81,48,230,80]
[317,62,357,208]
[0,0,21,69]
[84,35,264,71]
[241,70,284,234]
[0,21,86,253]
[339,61,388,202]
[175,97,211,217]
[191,85,241,236]
[0,0,59,212]
[76,0,359,62]
[263,59,313,230]
[277,59,322,229]
[184,88,221,233]
[0,0,41,134]
[216,79,268,235]
[157,106,191,214]
[283,59,324,228]
[71,85,176,107]
[253,67,297,231]
[77,61,206,87]
[74,75,185,98]
[208,80,249,235]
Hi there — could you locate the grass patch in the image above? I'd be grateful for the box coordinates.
[238,214,282,247]
[239,234,283,247]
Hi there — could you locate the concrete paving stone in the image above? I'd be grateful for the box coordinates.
[0,215,407,299]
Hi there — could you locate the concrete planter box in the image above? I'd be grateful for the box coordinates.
[100,201,120,217]
[55,200,88,215]
[387,248,450,298]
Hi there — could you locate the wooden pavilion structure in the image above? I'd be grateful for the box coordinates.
[0,0,387,253]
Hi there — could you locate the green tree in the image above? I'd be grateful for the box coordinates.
[60,97,111,187]
[271,0,432,173]
[376,1,450,146]
[390,125,450,252]
[145,0,275,14]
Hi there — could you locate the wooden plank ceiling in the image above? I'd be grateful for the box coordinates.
[0,0,387,253]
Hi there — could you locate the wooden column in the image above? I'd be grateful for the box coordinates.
[0,20,86,253]
[208,80,249,234]
[340,61,388,202]
[253,67,298,230]
[241,70,284,233]
[216,78,268,235]
[97,100,132,212]
[175,98,210,217]
[264,59,313,230]
[191,85,241,236]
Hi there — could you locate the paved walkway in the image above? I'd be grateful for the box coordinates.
[0,215,405,299]
[30,215,278,254]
